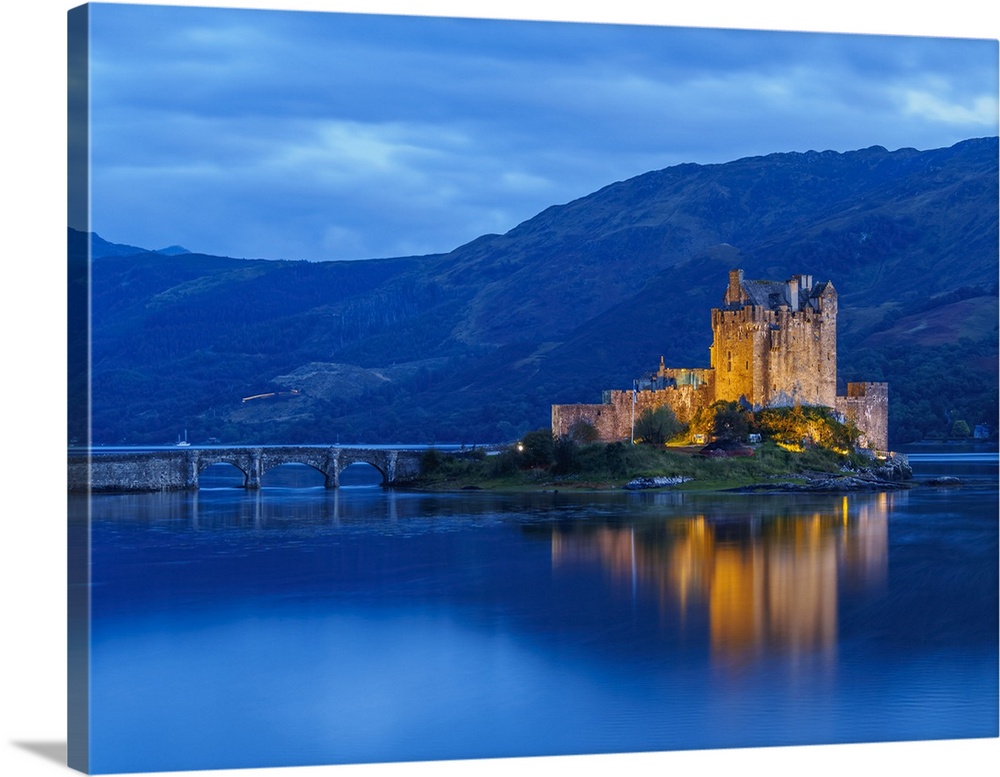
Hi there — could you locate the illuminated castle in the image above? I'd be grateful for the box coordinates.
[552,269,889,451]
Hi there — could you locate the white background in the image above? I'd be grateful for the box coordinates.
[2,2,997,776]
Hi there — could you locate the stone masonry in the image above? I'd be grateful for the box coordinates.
[68,446,426,492]
[712,270,838,408]
[835,382,889,452]
[552,269,889,451]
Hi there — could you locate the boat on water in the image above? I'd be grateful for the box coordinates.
[175,430,191,447]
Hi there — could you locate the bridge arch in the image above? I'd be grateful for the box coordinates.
[195,453,255,488]
[337,449,397,487]
[259,461,328,488]
[70,445,427,492]
[198,461,248,488]
[338,460,387,487]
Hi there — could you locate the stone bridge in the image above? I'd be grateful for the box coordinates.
[68,446,429,492]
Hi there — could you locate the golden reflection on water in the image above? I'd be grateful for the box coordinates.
[79,486,892,672]
[551,495,889,670]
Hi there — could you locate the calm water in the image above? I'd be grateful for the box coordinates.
[74,452,999,774]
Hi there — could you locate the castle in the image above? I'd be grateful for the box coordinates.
[551,269,889,451]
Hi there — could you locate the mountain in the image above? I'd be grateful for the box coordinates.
[69,228,192,258]
[74,137,998,446]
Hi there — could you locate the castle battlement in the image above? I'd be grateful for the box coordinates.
[711,268,838,409]
[552,269,888,451]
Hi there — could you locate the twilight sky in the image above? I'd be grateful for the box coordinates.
[82,2,999,262]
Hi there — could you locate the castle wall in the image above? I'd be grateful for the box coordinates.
[553,379,715,443]
[552,401,628,442]
[764,302,837,408]
[710,307,771,406]
[835,382,889,452]
[651,371,716,423]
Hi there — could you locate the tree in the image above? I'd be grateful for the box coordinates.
[519,428,555,468]
[420,447,442,475]
[951,419,971,438]
[712,401,750,440]
[634,405,683,444]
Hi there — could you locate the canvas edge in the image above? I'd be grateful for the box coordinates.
[67,3,91,773]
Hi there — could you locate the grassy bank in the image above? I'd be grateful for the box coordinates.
[408,440,875,492]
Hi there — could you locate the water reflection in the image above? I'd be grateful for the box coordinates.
[74,455,998,771]
[71,470,997,772]
[550,494,889,671]
[77,487,407,529]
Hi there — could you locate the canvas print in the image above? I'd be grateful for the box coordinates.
[67,2,999,774]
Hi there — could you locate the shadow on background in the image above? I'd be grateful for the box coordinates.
[13,741,67,766]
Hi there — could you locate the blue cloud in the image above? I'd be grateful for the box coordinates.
[85,4,998,261]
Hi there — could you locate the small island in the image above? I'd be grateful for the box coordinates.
[408,402,912,493]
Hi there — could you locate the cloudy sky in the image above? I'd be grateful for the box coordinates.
[78,2,999,263]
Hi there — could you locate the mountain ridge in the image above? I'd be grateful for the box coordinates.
[75,137,998,446]
[69,228,194,258]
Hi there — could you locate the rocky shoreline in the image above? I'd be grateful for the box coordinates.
[624,455,918,493]
[733,472,913,493]
[623,475,694,490]
[733,457,916,493]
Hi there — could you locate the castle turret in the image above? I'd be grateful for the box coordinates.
[711,270,837,408]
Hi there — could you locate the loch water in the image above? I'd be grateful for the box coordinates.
[73,450,999,774]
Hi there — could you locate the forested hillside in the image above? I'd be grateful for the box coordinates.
[76,137,998,446]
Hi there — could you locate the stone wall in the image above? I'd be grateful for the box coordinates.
[552,380,714,443]
[710,285,837,408]
[68,451,196,492]
[763,290,838,408]
[710,306,771,406]
[552,401,628,442]
[835,382,889,452]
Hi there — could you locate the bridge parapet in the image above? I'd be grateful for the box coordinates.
[69,446,427,492]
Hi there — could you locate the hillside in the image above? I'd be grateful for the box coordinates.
[75,137,998,446]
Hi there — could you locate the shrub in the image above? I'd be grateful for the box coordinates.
[520,428,555,468]
[552,436,580,475]
[420,447,442,475]
[602,442,628,477]
[754,405,857,452]
[634,405,683,444]
[484,449,520,478]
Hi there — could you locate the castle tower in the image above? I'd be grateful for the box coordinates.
[711,270,837,409]
[553,269,886,449]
